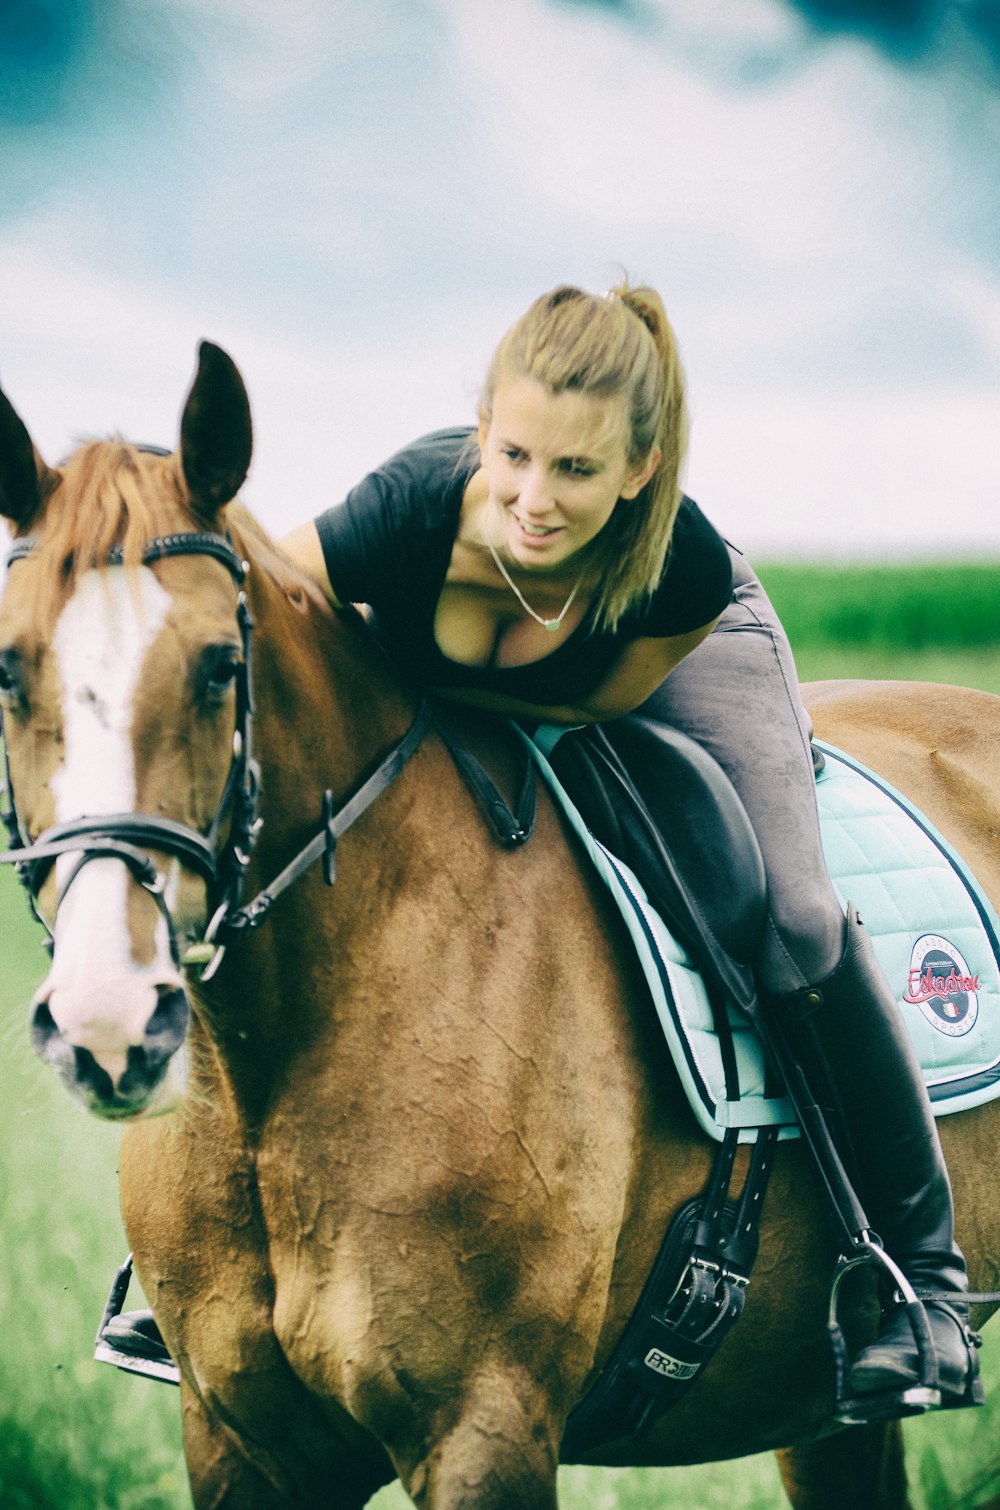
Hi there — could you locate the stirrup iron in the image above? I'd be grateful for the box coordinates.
[828,1234,982,1424]
[93,1253,180,1387]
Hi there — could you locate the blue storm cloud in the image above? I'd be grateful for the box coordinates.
[783,0,1000,72]
[1,0,91,126]
[543,0,999,284]
[0,1,487,327]
[0,0,181,133]
[1,0,185,226]
[553,0,1000,73]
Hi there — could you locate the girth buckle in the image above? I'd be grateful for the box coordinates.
[322,789,338,885]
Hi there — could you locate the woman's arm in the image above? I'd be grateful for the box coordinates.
[280,512,718,724]
[435,618,720,726]
[280,521,343,607]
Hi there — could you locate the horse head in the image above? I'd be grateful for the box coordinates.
[0,343,253,1119]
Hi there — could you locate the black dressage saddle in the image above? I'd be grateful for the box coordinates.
[546,716,769,1019]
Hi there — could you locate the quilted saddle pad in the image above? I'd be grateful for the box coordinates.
[525,732,1000,1143]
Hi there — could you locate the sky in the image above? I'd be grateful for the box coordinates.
[1,0,998,559]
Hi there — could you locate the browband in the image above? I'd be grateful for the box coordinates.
[5,531,248,585]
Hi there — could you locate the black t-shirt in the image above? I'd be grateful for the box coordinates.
[314,428,734,705]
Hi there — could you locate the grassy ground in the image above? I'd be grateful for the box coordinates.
[2,565,999,1507]
[757,564,999,655]
[756,561,1000,698]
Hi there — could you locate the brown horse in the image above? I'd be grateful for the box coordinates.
[0,344,997,1510]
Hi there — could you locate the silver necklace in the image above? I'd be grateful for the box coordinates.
[486,533,586,633]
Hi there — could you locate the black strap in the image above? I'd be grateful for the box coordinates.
[220,698,434,935]
[548,724,762,1017]
[562,1124,778,1454]
[6,531,247,584]
[431,707,536,848]
[0,814,218,887]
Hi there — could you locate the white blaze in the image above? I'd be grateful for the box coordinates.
[38,568,182,1075]
[51,569,171,822]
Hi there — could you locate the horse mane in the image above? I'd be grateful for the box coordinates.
[29,438,337,633]
[225,504,335,620]
[33,439,192,623]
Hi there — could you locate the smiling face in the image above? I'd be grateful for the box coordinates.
[476,376,659,576]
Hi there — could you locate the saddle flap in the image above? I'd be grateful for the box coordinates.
[547,719,767,1017]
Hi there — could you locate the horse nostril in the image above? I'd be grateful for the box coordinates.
[73,1045,115,1102]
[143,987,190,1067]
[30,998,61,1057]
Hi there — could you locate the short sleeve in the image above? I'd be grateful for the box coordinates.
[312,429,475,611]
[314,469,404,608]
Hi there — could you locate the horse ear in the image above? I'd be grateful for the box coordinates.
[0,384,57,532]
[179,341,253,519]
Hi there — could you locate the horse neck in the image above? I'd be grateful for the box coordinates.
[197,527,423,1091]
[234,521,418,835]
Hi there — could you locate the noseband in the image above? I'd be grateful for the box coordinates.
[0,530,432,980]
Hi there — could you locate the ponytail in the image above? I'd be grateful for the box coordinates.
[598,281,689,630]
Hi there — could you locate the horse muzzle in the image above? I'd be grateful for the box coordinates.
[30,979,191,1120]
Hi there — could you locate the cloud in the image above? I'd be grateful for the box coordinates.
[0,229,503,547]
[2,230,992,567]
[1,0,95,127]
[686,384,998,558]
[552,0,1000,78]
[440,0,999,392]
[1,0,995,561]
[781,0,1000,75]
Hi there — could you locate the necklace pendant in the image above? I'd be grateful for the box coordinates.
[486,528,585,636]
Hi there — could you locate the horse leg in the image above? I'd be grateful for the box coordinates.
[181,1389,376,1510]
[397,1366,560,1510]
[182,1390,294,1510]
[776,1423,911,1510]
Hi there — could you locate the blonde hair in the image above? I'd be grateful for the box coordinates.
[479,282,688,631]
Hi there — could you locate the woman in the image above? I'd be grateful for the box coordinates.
[111,283,981,1412]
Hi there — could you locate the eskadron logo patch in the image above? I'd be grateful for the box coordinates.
[902,933,980,1038]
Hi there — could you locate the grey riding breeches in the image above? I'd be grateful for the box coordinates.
[625,546,847,995]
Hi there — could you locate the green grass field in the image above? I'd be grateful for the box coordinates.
[2,564,999,1507]
[758,561,1000,697]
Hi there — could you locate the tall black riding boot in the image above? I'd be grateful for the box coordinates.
[768,904,982,1408]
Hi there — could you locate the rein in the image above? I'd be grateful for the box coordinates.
[0,531,433,981]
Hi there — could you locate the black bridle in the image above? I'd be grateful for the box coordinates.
[0,530,432,981]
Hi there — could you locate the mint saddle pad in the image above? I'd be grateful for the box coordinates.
[525,732,1000,1143]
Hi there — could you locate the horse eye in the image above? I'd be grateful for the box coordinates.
[0,650,22,707]
[198,647,241,702]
